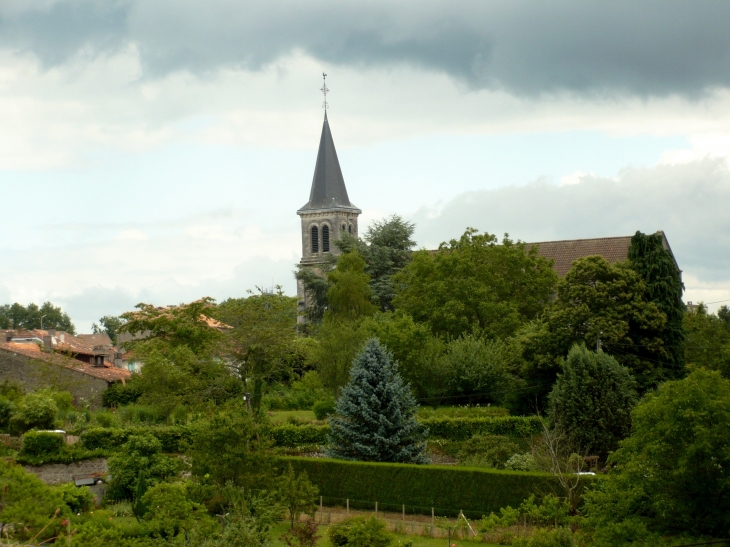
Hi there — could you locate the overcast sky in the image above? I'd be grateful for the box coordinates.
[1,1,730,331]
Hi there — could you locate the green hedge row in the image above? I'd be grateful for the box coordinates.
[21,431,64,457]
[268,424,330,447]
[80,426,193,453]
[281,456,575,518]
[420,416,542,441]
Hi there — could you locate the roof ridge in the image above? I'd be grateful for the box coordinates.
[528,235,633,245]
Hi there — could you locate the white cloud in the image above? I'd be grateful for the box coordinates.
[560,170,596,186]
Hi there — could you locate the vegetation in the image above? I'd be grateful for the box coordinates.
[0,300,76,333]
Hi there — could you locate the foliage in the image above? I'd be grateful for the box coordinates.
[520,256,668,410]
[684,303,730,377]
[92,314,126,344]
[21,430,64,456]
[277,463,319,527]
[548,345,637,460]
[312,399,336,420]
[215,289,299,412]
[270,423,330,447]
[439,335,519,406]
[479,494,570,533]
[295,262,334,324]
[141,482,210,538]
[0,300,76,333]
[628,231,686,379]
[0,395,16,429]
[454,433,522,468]
[309,317,370,393]
[264,371,329,411]
[188,404,273,489]
[328,339,427,463]
[512,527,574,547]
[54,482,95,513]
[422,415,541,440]
[107,434,181,501]
[328,516,392,547]
[393,229,557,341]
[280,519,321,547]
[0,459,68,542]
[284,456,571,518]
[103,381,143,408]
[9,389,58,434]
[583,368,730,538]
[326,250,378,321]
[14,443,108,466]
[504,453,536,471]
[81,425,193,452]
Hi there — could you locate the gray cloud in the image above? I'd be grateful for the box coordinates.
[411,158,730,282]
[3,1,730,97]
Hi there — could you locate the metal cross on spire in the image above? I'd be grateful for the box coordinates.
[320,72,329,110]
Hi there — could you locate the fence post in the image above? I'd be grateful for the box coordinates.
[319,496,323,523]
[375,501,378,518]
[431,507,434,538]
[402,505,405,532]
[347,499,350,517]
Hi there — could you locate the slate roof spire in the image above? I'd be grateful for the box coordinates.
[298,111,359,212]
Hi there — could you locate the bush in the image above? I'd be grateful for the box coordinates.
[329,516,392,547]
[0,396,16,429]
[422,416,541,441]
[102,382,142,408]
[270,424,329,447]
[282,457,583,518]
[504,453,536,471]
[455,434,522,468]
[54,482,96,513]
[312,399,336,420]
[21,430,64,456]
[10,391,58,434]
[513,527,574,547]
[80,425,192,452]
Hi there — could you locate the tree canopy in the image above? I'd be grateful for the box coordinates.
[684,303,730,378]
[0,301,76,334]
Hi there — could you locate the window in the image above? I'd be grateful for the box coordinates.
[348,225,352,234]
[342,224,346,231]
[322,225,330,252]
[311,226,319,253]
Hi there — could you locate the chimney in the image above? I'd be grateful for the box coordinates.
[60,334,65,343]
[48,328,57,336]
[5,331,12,343]
[43,335,53,352]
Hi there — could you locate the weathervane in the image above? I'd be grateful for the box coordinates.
[320,72,329,109]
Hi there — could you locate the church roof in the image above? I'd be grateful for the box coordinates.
[298,112,360,213]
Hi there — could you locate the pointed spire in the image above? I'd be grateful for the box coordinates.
[298,113,359,212]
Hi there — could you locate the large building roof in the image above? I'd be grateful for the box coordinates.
[527,231,677,277]
[298,112,360,213]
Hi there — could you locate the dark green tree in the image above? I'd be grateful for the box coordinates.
[0,301,75,333]
[393,229,557,340]
[326,251,377,321]
[327,338,428,463]
[583,368,730,540]
[277,463,319,528]
[628,231,686,379]
[684,303,730,378]
[92,315,126,344]
[548,345,637,460]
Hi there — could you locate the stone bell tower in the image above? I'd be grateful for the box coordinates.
[296,79,361,311]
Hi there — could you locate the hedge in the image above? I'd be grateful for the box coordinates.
[268,424,330,447]
[281,456,583,518]
[420,416,542,441]
[21,431,64,457]
[80,425,192,452]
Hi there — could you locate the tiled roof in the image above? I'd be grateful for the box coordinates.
[76,333,113,347]
[527,236,634,277]
[0,341,130,382]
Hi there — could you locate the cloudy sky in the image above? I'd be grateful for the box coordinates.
[1,1,730,331]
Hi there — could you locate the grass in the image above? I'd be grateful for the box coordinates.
[268,410,319,424]
[417,406,510,419]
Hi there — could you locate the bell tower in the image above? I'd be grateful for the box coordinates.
[297,75,361,308]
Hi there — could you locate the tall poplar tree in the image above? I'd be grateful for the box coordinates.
[327,338,428,463]
[628,231,686,379]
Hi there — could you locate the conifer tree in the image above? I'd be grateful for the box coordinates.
[327,338,428,463]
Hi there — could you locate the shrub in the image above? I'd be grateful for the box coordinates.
[421,416,541,441]
[329,516,392,547]
[21,431,64,456]
[504,453,536,471]
[312,399,336,420]
[282,457,582,518]
[54,482,95,513]
[270,424,329,447]
[80,427,128,450]
[80,425,192,452]
[102,382,142,408]
[10,391,58,434]
[0,396,16,429]
[513,527,574,547]
[456,434,522,468]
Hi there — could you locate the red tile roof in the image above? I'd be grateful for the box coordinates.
[0,341,130,383]
[527,236,634,277]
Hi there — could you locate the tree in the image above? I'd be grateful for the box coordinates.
[393,229,557,341]
[326,251,377,321]
[142,482,211,539]
[548,345,637,461]
[522,256,668,403]
[0,301,75,333]
[684,303,730,377]
[628,231,686,379]
[91,315,126,344]
[309,318,370,394]
[439,335,518,407]
[583,369,730,540]
[215,289,299,413]
[327,338,428,463]
[107,434,181,501]
[9,390,58,434]
[188,405,273,489]
[277,463,319,528]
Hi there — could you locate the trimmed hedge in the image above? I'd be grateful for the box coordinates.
[282,456,579,518]
[80,425,192,452]
[420,416,542,441]
[21,431,64,456]
[268,424,330,447]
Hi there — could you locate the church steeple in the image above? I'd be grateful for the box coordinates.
[298,111,359,212]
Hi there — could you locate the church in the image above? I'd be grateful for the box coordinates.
[295,90,679,309]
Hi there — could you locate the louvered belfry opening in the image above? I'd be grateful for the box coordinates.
[311,226,319,253]
[322,225,330,252]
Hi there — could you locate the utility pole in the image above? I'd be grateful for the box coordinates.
[596,332,602,352]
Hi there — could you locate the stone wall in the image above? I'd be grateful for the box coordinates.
[0,348,109,408]
[23,458,108,485]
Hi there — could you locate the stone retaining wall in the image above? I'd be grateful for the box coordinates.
[23,458,108,485]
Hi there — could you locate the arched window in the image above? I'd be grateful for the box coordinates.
[311,226,319,253]
[348,225,352,234]
[342,224,346,231]
[322,225,330,252]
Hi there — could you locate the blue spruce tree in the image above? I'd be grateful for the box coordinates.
[327,338,428,463]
